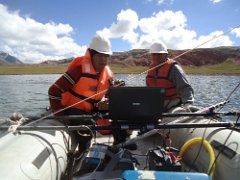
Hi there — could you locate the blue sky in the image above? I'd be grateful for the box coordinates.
[0,0,239,63]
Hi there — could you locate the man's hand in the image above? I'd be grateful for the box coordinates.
[114,79,125,86]
[181,103,199,112]
[96,99,109,110]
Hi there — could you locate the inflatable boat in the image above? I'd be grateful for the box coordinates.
[0,113,76,180]
[0,104,239,180]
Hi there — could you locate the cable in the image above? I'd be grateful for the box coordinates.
[20,132,60,180]
[208,115,240,176]
[217,81,240,112]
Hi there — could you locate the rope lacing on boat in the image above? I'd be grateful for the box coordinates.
[7,112,28,134]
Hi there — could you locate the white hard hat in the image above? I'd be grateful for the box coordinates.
[89,34,112,55]
[149,42,168,54]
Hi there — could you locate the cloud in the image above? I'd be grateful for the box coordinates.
[157,0,165,5]
[97,9,139,44]
[210,0,222,4]
[232,27,240,38]
[0,4,85,63]
[196,31,233,48]
[139,10,187,32]
[0,3,235,64]
[157,0,174,5]
[145,0,174,6]
[135,10,189,49]
[98,9,233,50]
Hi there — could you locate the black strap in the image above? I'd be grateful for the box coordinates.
[80,73,100,80]
[69,89,99,104]
[146,75,169,80]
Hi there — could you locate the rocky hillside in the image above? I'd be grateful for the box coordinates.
[168,46,240,66]
[0,52,23,65]
[40,57,74,65]
[41,46,240,67]
[2,46,239,66]
[110,46,240,67]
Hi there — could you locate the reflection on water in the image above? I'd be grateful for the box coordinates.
[0,74,239,121]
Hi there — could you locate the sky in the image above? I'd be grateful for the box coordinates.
[0,0,239,64]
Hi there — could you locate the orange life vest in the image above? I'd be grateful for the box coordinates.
[146,59,178,99]
[61,49,114,112]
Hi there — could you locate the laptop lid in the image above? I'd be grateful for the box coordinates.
[108,86,165,122]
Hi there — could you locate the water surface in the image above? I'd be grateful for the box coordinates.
[0,74,239,121]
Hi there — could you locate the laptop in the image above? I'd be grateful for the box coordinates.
[108,86,165,122]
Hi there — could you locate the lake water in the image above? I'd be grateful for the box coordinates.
[0,74,239,121]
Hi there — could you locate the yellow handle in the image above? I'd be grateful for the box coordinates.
[179,137,216,177]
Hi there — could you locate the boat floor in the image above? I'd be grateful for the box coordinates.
[71,130,166,179]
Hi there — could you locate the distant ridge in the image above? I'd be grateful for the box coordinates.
[0,52,23,65]
[41,46,240,67]
[1,46,240,67]
[111,46,240,67]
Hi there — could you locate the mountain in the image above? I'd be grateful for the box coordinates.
[42,46,240,67]
[0,52,23,65]
[110,46,240,67]
[41,57,74,65]
[167,46,240,66]
[1,47,240,66]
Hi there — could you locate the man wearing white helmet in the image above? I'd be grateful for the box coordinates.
[49,34,114,115]
[48,34,117,154]
[146,41,194,111]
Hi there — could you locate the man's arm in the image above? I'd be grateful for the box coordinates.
[48,65,82,115]
[169,64,194,104]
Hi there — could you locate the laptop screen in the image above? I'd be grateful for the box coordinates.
[108,86,165,122]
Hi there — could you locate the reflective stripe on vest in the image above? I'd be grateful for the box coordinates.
[146,59,178,98]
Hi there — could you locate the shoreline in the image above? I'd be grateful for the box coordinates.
[0,63,240,75]
[0,73,240,76]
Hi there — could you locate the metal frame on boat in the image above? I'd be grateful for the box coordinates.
[0,103,239,180]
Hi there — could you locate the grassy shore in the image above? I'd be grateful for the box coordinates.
[0,64,68,75]
[184,61,240,75]
[0,62,240,75]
